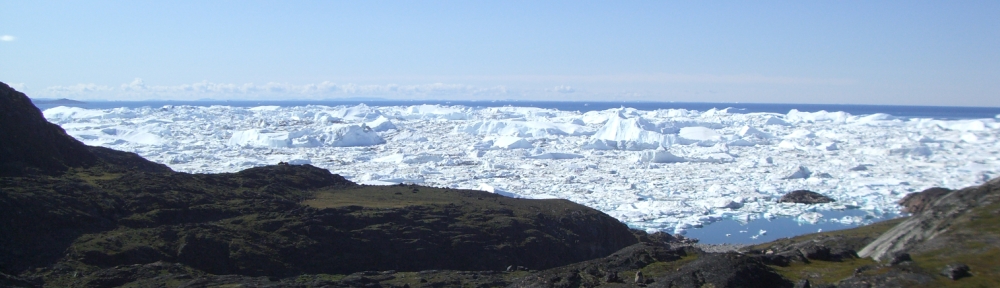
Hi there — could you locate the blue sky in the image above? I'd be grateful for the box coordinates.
[1,1,998,106]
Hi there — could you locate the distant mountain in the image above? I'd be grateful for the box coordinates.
[28,98,87,105]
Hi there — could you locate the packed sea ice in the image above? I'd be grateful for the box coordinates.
[43,104,1000,234]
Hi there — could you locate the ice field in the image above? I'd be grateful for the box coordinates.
[43,104,1000,235]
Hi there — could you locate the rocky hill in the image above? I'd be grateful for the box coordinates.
[0,82,638,287]
[2,81,999,287]
[0,84,97,176]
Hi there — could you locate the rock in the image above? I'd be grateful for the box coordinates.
[885,252,912,265]
[898,187,952,213]
[779,190,835,204]
[651,253,791,288]
[632,229,688,246]
[507,243,688,288]
[0,271,39,288]
[758,253,791,267]
[777,250,810,264]
[940,263,971,280]
[859,178,1000,262]
[793,279,811,288]
[0,82,97,176]
[798,243,832,261]
[176,234,232,275]
[603,271,620,283]
[837,267,934,288]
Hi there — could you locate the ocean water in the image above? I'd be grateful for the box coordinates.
[32,99,1000,120]
[683,210,902,245]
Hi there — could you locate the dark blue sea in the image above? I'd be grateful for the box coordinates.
[31,99,1000,120]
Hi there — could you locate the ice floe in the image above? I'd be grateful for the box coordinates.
[44,104,1000,235]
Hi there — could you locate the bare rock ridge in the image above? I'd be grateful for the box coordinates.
[858,177,1000,261]
[0,82,97,176]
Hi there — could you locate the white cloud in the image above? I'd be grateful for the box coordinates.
[36,80,514,100]
[120,78,147,91]
[391,74,856,86]
[0,35,15,41]
[45,83,115,94]
[8,83,27,91]
[547,85,575,93]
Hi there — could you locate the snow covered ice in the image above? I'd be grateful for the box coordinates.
[44,104,1000,235]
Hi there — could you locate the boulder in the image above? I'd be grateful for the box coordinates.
[885,251,912,265]
[940,263,971,280]
[898,187,952,214]
[779,190,835,204]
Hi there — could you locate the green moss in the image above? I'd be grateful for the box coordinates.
[70,169,122,187]
[639,254,700,279]
[772,257,878,285]
[295,273,346,283]
[909,248,1000,288]
[905,200,1000,287]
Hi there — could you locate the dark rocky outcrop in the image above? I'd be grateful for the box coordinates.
[940,263,971,280]
[836,267,935,288]
[0,82,97,176]
[0,272,38,288]
[509,243,693,287]
[650,253,791,288]
[780,190,835,204]
[898,187,952,214]
[750,233,864,268]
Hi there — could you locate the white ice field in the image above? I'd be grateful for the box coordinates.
[43,104,1000,235]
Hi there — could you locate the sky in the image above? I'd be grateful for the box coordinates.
[1,1,998,106]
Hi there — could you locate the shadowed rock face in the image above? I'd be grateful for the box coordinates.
[0,83,97,176]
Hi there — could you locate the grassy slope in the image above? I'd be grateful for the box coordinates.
[741,198,1000,287]
[3,164,639,287]
[908,199,1000,287]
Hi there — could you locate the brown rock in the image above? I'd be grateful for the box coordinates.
[898,187,952,213]
[779,190,834,204]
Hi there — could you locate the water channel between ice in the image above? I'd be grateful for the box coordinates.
[682,209,903,244]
